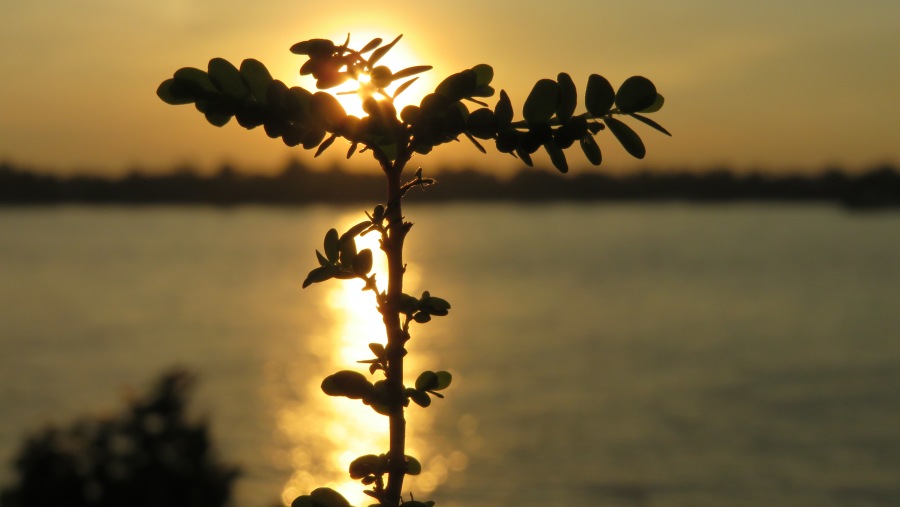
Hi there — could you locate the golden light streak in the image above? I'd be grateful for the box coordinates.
[278,213,460,506]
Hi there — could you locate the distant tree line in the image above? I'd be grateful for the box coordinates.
[1,160,898,209]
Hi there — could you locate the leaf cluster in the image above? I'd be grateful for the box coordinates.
[158,35,669,172]
[303,221,378,290]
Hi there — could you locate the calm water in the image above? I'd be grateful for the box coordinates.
[1,204,899,507]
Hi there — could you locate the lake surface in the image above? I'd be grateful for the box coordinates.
[1,203,899,507]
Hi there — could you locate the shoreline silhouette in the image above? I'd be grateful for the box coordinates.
[2,161,898,210]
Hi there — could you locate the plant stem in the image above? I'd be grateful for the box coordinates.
[381,155,410,506]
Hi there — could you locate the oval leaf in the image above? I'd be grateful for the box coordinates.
[208,58,249,99]
[523,79,559,126]
[556,73,577,122]
[310,487,352,507]
[240,59,273,104]
[580,136,603,165]
[495,90,513,128]
[415,371,439,391]
[353,248,373,276]
[544,140,568,173]
[615,76,657,114]
[321,370,373,400]
[585,74,615,117]
[604,117,646,159]
[324,228,339,262]
[157,79,194,105]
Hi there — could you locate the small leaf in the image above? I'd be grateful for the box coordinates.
[434,371,452,390]
[359,37,382,54]
[291,496,314,507]
[173,67,217,94]
[523,79,559,126]
[495,90,513,128]
[615,76,657,114]
[628,113,671,136]
[472,64,494,87]
[324,228,339,262]
[353,248,373,275]
[413,312,431,324]
[315,250,330,267]
[314,134,337,157]
[556,73,577,122]
[290,39,336,57]
[310,487,352,507]
[585,74,615,116]
[321,370,374,399]
[409,389,431,408]
[310,92,347,131]
[580,136,602,166]
[544,140,568,173]
[416,371,440,391]
[303,266,338,288]
[392,65,433,81]
[641,93,665,113]
[208,58,249,99]
[399,293,420,315]
[204,110,232,127]
[339,235,358,268]
[605,117,646,159]
[342,220,372,242]
[405,456,422,475]
[349,454,383,479]
[392,77,419,99]
[369,34,402,66]
[240,59,273,104]
[157,79,194,105]
[368,343,385,357]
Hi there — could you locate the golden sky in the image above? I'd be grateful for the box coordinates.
[1,0,898,176]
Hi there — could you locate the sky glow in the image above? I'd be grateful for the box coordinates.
[1,0,898,176]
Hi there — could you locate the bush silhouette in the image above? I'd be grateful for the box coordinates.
[0,370,239,507]
[157,34,668,507]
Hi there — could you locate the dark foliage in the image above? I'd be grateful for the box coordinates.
[0,370,239,507]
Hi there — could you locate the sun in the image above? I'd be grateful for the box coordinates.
[294,32,435,119]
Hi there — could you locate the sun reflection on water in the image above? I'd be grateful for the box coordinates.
[278,214,463,506]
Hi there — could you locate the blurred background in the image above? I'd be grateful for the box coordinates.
[2,1,899,506]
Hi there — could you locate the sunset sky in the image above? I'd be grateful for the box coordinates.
[1,0,898,177]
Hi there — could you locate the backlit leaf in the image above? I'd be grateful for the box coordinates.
[605,117,646,159]
[303,266,338,288]
[585,74,615,116]
[415,371,439,391]
[310,487,352,507]
[580,136,602,165]
[392,65,432,80]
[544,140,568,173]
[359,37,382,54]
[157,79,194,105]
[324,228,339,262]
[240,59,273,104]
[495,90,513,127]
[369,34,402,66]
[353,248,373,275]
[629,113,671,136]
[615,76,657,113]
[556,73,577,122]
[523,79,559,126]
[472,64,494,87]
[208,58,249,99]
[321,371,373,400]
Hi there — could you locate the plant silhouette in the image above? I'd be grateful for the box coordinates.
[158,34,669,507]
[0,370,238,507]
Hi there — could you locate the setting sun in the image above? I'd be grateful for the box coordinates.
[292,32,435,119]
